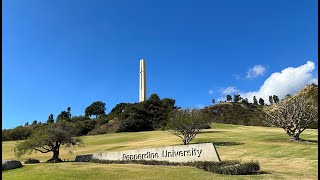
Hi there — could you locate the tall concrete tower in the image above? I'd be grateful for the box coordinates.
[139,59,146,102]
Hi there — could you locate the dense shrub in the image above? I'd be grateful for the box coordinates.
[24,158,40,164]
[88,118,121,135]
[90,159,260,175]
[2,126,33,141]
[74,120,97,136]
[71,115,91,123]
[2,160,23,171]
[118,94,177,132]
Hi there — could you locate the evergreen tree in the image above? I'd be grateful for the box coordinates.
[273,95,280,103]
[269,96,273,105]
[212,99,215,105]
[259,98,265,105]
[226,95,232,102]
[47,114,54,123]
[253,96,258,105]
[234,94,241,103]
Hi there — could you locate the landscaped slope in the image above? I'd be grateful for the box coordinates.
[2,123,318,180]
[202,102,267,126]
[202,84,318,128]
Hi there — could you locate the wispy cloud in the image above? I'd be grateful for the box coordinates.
[246,65,266,79]
[208,90,214,94]
[222,86,239,95]
[233,74,241,80]
[196,104,205,109]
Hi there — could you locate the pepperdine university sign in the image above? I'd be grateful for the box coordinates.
[75,143,220,163]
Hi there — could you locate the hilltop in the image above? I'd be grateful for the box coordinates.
[202,84,318,128]
[293,83,318,103]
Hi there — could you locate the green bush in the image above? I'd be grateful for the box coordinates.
[2,126,33,141]
[89,159,260,175]
[74,120,97,136]
[24,158,40,164]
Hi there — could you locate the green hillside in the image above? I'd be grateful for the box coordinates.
[202,84,318,128]
[2,123,318,180]
[202,102,266,126]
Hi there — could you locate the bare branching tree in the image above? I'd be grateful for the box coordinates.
[166,109,211,145]
[263,95,318,141]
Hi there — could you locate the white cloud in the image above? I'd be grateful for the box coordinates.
[208,90,214,94]
[246,65,266,79]
[241,61,318,104]
[222,86,239,95]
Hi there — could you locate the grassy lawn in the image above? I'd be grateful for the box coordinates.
[2,123,318,180]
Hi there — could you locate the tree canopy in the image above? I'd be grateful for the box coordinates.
[14,122,83,162]
[166,109,211,145]
[85,101,106,118]
[263,95,318,141]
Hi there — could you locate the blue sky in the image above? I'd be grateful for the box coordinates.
[2,0,318,129]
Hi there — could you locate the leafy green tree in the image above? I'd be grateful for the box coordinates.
[166,109,211,145]
[74,120,97,136]
[241,98,249,104]
[161,98,176,109]
[14,122,83,162]
[234,94,241,103]
[253,96,258,105]
[25,122,29,126]
[148,93,161,102]
[2,126,33,141]
[47,114,54,124]
[85,101,106,118]
[110,103,130,115]
[119,103,154,132]
[259,98,265,105]
[118,95,177,132]
[57,110,71,122]
[273,95,280,103]
[226,95,232,102]
[269,96,273,105]
[32,120,37,125]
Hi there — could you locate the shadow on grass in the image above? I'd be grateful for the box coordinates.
[198,131,224,134]
[105,145,127,151]
[273,139,318,144]
[257,170,272,175]
[192,141,244,146]
[300,139,318,144]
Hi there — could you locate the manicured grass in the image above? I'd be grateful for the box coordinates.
[2,123,318,179]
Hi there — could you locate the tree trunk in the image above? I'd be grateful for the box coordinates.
[183,139,187,145]
[290,133,300,142]
[47,149,62,162]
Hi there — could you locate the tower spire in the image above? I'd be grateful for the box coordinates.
[139,59,146,102]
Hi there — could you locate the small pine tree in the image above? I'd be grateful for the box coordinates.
[269,96,273,105]
[253,96,258,105]
[226,95,232,102]
[273,95,279,103]
[47,114,54,123]
[212,99,215,105]
[259,98,265,105]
